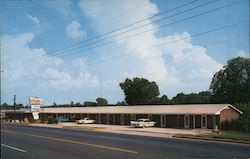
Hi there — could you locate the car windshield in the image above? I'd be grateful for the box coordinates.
[137,119,145,122]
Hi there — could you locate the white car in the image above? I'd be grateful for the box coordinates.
[130,118,156,128]
[76,118,95,124]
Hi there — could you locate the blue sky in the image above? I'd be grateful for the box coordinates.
[1,0,249,105]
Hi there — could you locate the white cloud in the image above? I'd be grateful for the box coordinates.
[1,32,99,92]
[44,68,99,90]
[66,20,87,40]
[72,57,87,67]
[236,50,249,58]
[78,0,223,97]
[45,0,74,19]
[27,14,40,25]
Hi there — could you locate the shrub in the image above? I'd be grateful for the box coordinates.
[41,118,47,124]
[47,118,58,124]
[28,117,35,123]
[221,102,250,132]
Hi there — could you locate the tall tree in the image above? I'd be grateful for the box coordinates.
[210,57,250,103]
[96,97,108,106]
[120,77,160,105]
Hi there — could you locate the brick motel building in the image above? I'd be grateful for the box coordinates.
[5,104,242,129]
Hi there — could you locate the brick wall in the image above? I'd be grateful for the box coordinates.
[220,108,239,123]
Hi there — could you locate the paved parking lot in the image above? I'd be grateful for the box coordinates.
[28,122,213,138]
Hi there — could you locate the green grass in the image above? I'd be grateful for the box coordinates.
[199,131,250,141]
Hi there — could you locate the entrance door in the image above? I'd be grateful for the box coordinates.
[184,115,190,128]
[201,115,207,128]
[161,115,166,127]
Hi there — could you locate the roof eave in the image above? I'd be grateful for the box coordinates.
[215,104,243,115]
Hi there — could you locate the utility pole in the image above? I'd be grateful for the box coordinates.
[13,95,16,121]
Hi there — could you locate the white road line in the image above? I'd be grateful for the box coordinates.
[1,144,27,153]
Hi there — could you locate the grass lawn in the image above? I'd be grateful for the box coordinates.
[199,130,250,141]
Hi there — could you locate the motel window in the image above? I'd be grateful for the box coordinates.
[131,114,136,121]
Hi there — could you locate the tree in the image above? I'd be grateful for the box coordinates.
[119,77,160,105]
[96,97,108,106]
[172,93,188,104]
[53,102,57,107]
[151,95,173,104]
[1,103,10,109]
[116,101,127,106]
[172,91,212,104]
[84,101,97,106]
[210,57,250,103]
[75,102,81,107]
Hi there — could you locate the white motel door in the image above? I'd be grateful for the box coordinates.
[161,115,166,127]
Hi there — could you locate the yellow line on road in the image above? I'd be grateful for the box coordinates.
[1,130,138,154]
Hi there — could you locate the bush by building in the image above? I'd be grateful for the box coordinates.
[47,117,58,124]
[221,103,250,132]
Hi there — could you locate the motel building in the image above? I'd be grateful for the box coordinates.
[5,104,242,129]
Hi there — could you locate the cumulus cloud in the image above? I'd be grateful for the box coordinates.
[66,20,87,40]
[78,0,222,97]
[1,32,99,92]
[27,14,40,25]
[44,68,99,89]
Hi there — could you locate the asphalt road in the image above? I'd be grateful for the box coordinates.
[1,123,250,159]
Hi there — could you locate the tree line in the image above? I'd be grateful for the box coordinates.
[1,57,249,107]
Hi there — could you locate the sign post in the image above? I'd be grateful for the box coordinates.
[29,97,43,120]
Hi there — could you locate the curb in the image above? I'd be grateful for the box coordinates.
[173,135,250,145]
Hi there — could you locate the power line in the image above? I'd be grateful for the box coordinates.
[25,0,244,67]
[62,20,248,73]
[25,0,214,65]
[24,0,199,62]
[93,35,250,76]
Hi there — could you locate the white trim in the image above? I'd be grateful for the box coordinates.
[161,115,166,127]
[215,104,243,115]
[184,115,190,128]
[201,115,207,128]
[121,114,124,125]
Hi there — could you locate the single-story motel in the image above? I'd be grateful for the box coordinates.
[4,104,242,129]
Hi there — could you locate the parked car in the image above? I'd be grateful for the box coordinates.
[57,116,69,123]
[76,118,95,124]
[130,118,156,128]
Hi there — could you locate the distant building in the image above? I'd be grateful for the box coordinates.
[5,104,242,129]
